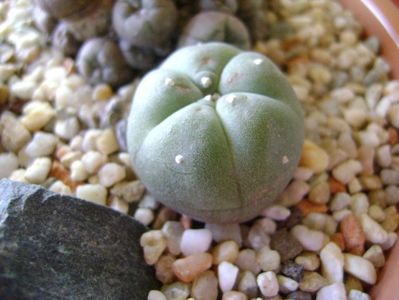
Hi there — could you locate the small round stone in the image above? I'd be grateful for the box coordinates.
[180,228,212,256]
[75,184,107,206]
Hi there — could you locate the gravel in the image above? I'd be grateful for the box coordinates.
[1,0,398,298]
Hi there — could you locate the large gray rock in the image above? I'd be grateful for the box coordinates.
[0,179,159,299]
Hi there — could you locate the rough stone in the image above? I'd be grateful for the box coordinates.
[0,179,159,299]
[281,261,304,282]
[271,229,303,262]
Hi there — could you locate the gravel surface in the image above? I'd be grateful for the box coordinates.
[1,0,398,299]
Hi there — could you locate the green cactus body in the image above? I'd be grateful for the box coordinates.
[127,42,304,223]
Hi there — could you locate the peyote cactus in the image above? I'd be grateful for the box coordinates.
[76,38,134,87]
[178,11,251,49]
[199,0,238,14]
[52,23,81,57]
[112,0,178,48]
[34,0,101,20]
[127,42,304,223]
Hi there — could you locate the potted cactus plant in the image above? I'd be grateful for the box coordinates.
[127,42,304,223]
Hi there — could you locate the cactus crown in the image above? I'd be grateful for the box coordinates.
[127,42,304,223]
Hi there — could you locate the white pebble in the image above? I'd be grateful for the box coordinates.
[81,151,107,174]
[134,208,154,226]
[359,214,388,244]
[277,275,298,293]
[291,225,327,252]
[316,282,346,300]
[344,254,377,285]
[261,205,291,221]
[363,245,385,268]
[330,193,351,211]
[98,163,126,187]
[10,80,36,100]
[54,117,80,140]
[24,157,51,184]
[351,193,369,215]
[109,197,129,214]
[181,229,212,256]
[257,271,279,298]
[49,180,72,195]
[9,169,28,183]
[96,128,119,155]
[218,262,239,292]
[25,132,58,158]
[349,290,371,300]
[0,152,19,178]
[148,290,167,300]
[332,159,362,184]
[256,246,280,272]
[320,242,344,283]
[81,129,102,152]
[76,184,107,205]
[70,160,89,182]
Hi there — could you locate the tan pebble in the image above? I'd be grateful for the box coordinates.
[357,146,375,175]
[162,221,184,256]
[382,213,399,232]
[340,214,365,255]
[75,184,107,205]
[21,101,56,131]
[344,275,363,293]
[344,254,377,285]
[212,240,240,265]
[279,180,310,207]
[110,180,145,203]
[368,204,386,222]
[299,272,328,293]
[222,291,248,300]
[256,246,280,272]
[140,230,167,265]
[93,84,113,100]
[147,290,167,300]
[238,271,258,298]
[191,270,218,300]
[348,178,363,194]
[172,253,212,283]
[363,245,385,268]
[161,282,190,300]
[299,140,329,173]
[109,196,129,214]
[295,252,320,271]
[153,207,178,229]
[359,175,382,190]
[96,128,119,155]
[257,271,279,298]
[0,112,31,152]
[308,181,330,204]
[155,254,176,284]
[235,249,261,274]
[332,159,363,184]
